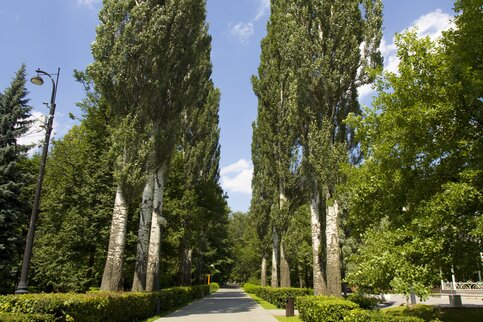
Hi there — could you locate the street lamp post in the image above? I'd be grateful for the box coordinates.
[15,68,60,294]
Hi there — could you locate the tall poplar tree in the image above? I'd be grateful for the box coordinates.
[0,64,32,294]
[252,0,301,288]
[250,124,275,287]
[292,0,383,295]
[90,0,214,291]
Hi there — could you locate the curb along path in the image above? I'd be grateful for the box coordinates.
[155,286,279,322]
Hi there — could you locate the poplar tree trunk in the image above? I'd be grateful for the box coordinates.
[101,185,128,291]
[146,162,167,291]
[326,199,341,296]
[261,255,267,287]
[132,174,154,291]
[310,183,326,295]
[280,240,291,287]
[181,245,193,286]
[271,227,279,287]
[298,262,306,288]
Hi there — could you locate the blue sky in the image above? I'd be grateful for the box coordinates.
[0,0,455,213]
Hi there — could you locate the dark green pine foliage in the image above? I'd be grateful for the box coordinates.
[30,72,116,292]
[251,0,302,288]
[0,64,33,294]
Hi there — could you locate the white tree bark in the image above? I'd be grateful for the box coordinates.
[101,184,129,291]
[310,183,326,295]
[146,162,168,291]
[181,247,193,286]
[261,255,267,287]
[132,174,155,291]
[280,239,291,287]
[298,262,306,288]
[271,227,279,288]
[326,199,341,297]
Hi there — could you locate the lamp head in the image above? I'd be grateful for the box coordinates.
[30,75,44,86]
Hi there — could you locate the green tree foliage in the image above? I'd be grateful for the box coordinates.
[227,212,260,283]
[162,84,229,286]
[284,205,313,288]
[31,73,116,292]
[252,0,305,288]
[0,64,33,294]
[346,1,482,297]
[90,0,213,291]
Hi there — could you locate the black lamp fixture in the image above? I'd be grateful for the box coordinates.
[30,74,44,86]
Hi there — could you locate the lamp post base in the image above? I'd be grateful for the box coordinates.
[14,283,29,294]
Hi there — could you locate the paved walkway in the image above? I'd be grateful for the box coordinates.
[378,293,483,308]
[155,286,278,322]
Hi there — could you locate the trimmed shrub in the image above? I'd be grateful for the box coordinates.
[0,312,56,321]
[243,284,313,308]
[243,283,259,294]
[0,285,210,321]
[346,293,380,309]
[209,282,220,293]
[344,309,424,321]
[297,296,359,322]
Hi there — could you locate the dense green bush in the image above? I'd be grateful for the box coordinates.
[297,296,359,322]
[0,312,56,321]
[242,283,258,294]
[209,282,220,293]
[344,309,424,322]
[243,283,313,308]
[346,293,380,309]
[0,285,210,321]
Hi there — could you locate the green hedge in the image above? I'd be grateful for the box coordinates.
[0,312,56,321]
[296,297,424,322]
[0,285,210,321]
[243,283,313,308]
[344,309,424,322]
[346,293,380,310]
[297,296,360,322]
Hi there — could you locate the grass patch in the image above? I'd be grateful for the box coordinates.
[246,293,278,309]
[383,304,483,322]
[275,316,302,322]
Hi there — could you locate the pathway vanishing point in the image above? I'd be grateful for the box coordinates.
[155,286,279,322]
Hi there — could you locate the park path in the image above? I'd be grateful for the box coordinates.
[155,286,279,322]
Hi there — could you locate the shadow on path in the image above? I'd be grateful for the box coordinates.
[168,289,258,316]
[157,286,278,321]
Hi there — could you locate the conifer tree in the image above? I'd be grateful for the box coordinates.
[0,64,32,294]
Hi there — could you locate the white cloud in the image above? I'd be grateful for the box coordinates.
[412,9,454,40]
[229,0,270,44]
[17,110,66,156]
[221,159,253,194]
[358,84,375,99]
[230,22,255,44]
[255,0,270,21]
[76,0,101,9]
[17,111,47,147]
[381,9,454,75]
